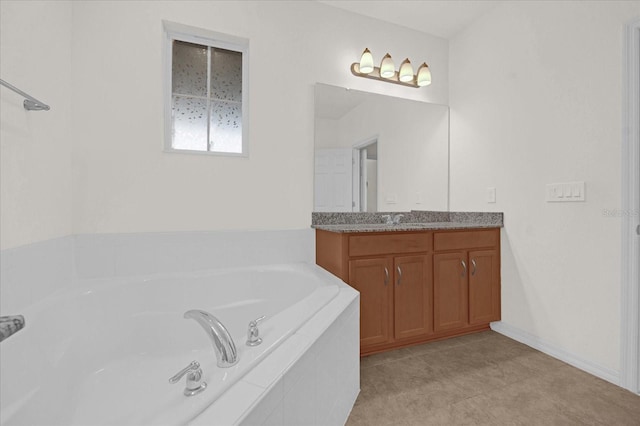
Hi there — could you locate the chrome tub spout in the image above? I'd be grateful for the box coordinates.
[184,310,238,368]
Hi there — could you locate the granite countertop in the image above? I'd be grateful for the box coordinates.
[312,222,501,233]
[311,211,503,233]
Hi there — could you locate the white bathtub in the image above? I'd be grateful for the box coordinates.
[0,263,345,426]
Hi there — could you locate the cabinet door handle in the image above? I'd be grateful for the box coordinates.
[461,260,467,277]
[471,259,477,276]
[384,267,389,286]
[396,266,402,285]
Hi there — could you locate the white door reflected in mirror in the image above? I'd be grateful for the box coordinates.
[314,148,353,212]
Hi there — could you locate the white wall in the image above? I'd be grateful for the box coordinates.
[0,1,73,250]
[70,0,448,235]
[0,1,447,248]
[449,0,640,374]
[315,118,340,151]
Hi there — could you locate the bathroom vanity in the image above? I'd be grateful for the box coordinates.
[314,213,502,356]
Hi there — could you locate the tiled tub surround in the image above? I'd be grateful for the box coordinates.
[197,289,359,426]
[0,230,359,426]
[1,230,316,314]
[312,211,503,232]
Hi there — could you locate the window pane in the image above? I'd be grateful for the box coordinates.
[210,48,242,102]
[172,40,207,97]
[172,95,208,151]
[209,101,242,153]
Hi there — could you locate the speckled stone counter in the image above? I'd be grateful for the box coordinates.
[0,315,25,342]
[312,211,503,233]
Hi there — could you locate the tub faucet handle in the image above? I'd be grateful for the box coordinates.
[169,360,207,397]
[246,316,266,347]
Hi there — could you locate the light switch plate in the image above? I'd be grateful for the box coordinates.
[546,181,585,202]
[486,187,496,203]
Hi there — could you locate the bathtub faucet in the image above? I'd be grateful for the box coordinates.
[184,310,239,368]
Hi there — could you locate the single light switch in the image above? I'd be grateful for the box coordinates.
[486,187,496,203]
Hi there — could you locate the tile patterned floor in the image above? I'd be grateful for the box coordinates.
[346,331,640,425]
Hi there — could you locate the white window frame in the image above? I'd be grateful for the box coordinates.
[163,21,249,157]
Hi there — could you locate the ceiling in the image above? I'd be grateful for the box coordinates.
[318,0,501,39]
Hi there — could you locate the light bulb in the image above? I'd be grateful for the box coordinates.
[416,62,432,86]
[398,58,414,82]
[380,54,395,79]
[359,48,374,74]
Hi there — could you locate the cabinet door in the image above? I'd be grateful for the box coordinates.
[349,257,393,348]
[433,252,468,332]
[394,255,433,340]
[468,249,500,325]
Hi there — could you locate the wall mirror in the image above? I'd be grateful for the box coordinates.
[314,83,449,212]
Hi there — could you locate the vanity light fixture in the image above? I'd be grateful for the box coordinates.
[359,48,374,74]
[416,62,432,87]
[351,48,431,88]
[379,54,395,78]
[398,59,414,82]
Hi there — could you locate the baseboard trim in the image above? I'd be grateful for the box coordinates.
[490,321,620,386]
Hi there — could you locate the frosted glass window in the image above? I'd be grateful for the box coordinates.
[210,101,242,153]
[211,49,242,102]
[172,96,208,151]
[167,34,247,156]
[172,41,207,97]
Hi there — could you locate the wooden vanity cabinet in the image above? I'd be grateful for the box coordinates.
[316,227,500,356]
[467,249,500,325]
[433,230,501,331]
[433,252,468,332]
[393,255,433,340]
[348,254,432,348]
[317,230,433,354]
[348,257,393,347]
